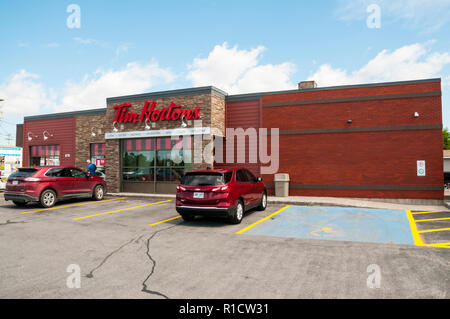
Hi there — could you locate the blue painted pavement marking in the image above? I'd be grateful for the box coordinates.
[246,206,415,245]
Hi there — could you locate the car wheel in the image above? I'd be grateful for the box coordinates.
[229,199,244,224]
[93,185,105,201]
[12,201,27,207]
[40,189,56,208]
[180,214,195,221]
[256,191,267,211]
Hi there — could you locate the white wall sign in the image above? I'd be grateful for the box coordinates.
[105,127,211,140]
[417,160,426,176]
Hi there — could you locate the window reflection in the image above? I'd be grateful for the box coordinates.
[121,137,192,183]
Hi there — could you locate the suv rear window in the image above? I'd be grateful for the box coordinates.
[9,168,38,178]
[181,172,231,186]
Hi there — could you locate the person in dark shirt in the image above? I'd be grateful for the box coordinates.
[87,160,97,176]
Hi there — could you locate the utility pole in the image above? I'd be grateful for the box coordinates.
[6,134,13,145]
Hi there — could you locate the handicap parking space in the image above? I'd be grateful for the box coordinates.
[236,205,450,249]
[238,205,416,245]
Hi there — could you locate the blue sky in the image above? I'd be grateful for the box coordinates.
[0,0,449,145]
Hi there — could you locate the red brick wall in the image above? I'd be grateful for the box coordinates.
[260,80,443,199]
[215,99,261,177]
[23,117,76,167]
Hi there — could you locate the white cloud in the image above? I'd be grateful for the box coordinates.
[59,61,176,111]
[187,43,296,94]
[73,37,98,45]
[308,43,450,87]
[0,70,56,116]
[336,0,450,32]
[0,61,176,116]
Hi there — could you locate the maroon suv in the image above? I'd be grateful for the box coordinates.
[4,166,107,208]
[176,168,267,224]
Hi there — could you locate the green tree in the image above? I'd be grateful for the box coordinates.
[444,128,450,150]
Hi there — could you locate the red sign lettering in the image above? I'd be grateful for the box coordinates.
[113,101,200,124]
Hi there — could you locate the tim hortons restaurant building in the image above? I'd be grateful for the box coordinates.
[16,78,444,200]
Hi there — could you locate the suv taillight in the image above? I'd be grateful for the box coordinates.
[212,185,230,193]
[176,185,186,192]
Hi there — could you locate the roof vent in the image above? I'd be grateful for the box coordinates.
[298,81,317,90]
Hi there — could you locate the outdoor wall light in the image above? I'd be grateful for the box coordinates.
[347,119,353,124]
[27,132,34,141]
[181,117,188,128]
[43,130,53,141]
[91,127,96,137]
[112,122,119,133]
[144,119,151,130]
[414,112,419,118]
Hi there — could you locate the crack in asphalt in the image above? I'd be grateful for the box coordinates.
[141,224,178,299]
[85,234,144,279]
[0,220,25,226]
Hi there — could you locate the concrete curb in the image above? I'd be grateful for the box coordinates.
[108,192,367,208]
[107,192,449,211]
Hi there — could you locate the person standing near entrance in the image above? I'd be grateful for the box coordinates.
[87,159,97,176]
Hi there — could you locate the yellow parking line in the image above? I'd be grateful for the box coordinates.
[73,200,172,221]
[149,215,181,226]
[424,243,450,248]
[405,210,425,246]
[415,217,450,222]
[418,227,450,233]
[236,205,291,235]
[412,211,442,215]
[20,197,126,214]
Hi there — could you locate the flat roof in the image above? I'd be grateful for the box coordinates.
[22,78,441,122]
[226,77,441,102]
[106,86,228,103]
[24,108,106,122]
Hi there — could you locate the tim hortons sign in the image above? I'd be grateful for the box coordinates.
[113,101,200,123]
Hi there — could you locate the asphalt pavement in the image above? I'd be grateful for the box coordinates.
[0,196,448,298]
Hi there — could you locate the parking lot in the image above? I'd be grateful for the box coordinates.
[0,196,449,299]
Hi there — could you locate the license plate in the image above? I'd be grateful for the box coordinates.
[193,192,204,199]
[12,180,18,185]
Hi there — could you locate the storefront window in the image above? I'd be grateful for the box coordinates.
[121,137,192,182]
[30,145,60,166]
[90,143,106,175]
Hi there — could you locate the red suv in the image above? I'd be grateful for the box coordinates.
[175,168,267,224]
[4,166,107,208]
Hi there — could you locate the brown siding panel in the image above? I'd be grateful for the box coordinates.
[216,99,261,177]
[23,117,76,167]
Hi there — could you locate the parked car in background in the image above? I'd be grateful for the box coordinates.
[175,168,267,224]
[4,166,107,208]
[95,170,106,179]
